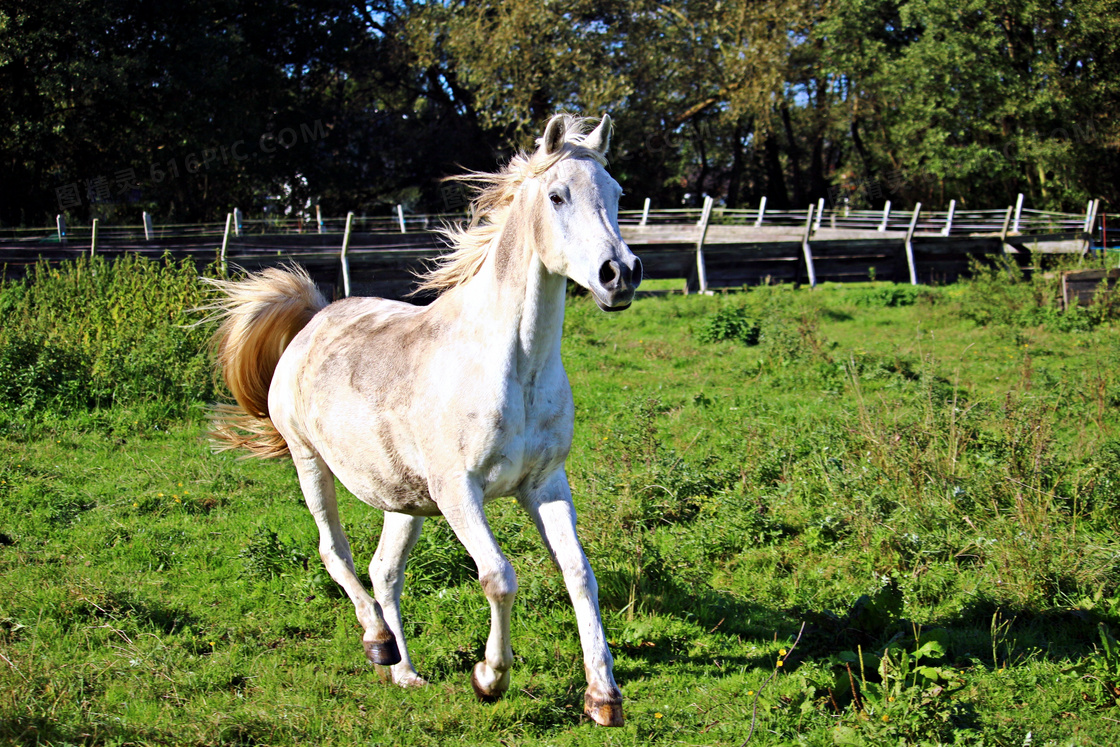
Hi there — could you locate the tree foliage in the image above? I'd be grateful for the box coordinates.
[1,0,1116,225]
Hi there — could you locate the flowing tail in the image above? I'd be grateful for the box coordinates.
[202,265,327,458]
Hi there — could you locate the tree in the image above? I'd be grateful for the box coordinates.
[1,0,1116,225]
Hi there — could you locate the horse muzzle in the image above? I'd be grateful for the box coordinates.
[591,252,642,312]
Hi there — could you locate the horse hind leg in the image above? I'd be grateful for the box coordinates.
[370,511,427,687]
[291,446,400,666]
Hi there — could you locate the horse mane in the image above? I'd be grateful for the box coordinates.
[415,114,609,295]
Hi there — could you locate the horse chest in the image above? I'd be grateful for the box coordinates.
[470,378,572,498]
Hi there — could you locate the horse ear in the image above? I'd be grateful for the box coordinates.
[541,115,567,155]
[583,114,612,155]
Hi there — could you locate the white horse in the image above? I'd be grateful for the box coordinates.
[205,114,641,726]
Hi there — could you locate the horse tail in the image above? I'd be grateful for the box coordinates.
[202,265,327,458]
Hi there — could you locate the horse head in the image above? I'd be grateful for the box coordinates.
[530,114,642,311]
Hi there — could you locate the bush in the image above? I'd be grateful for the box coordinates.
[238,527,309,579]
[696,305,760,345]
[0,255,217,424]
[959,258,1120,331]
[848,284,936,308]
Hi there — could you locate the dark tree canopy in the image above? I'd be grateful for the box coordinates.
[1,0,1117,225]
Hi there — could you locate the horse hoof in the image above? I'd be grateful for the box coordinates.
[397,672,429,688]
[470,662,506,702]
[363,637,401,666]
[584,693,625,727]
[375,663,428,687]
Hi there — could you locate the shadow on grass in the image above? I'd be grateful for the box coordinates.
[0,716,309,747]
[56,587,197,636]
[787,584,1119,670]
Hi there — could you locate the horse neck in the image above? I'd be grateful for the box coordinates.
[460,200,567,380]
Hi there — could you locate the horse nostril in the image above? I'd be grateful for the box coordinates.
[631,257,643,287]
[599,260,620,288]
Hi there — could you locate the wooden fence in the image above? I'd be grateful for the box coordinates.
[0,195,1109,300]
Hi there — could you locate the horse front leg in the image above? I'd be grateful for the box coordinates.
[435,476,518,702]
[520,470,623,727]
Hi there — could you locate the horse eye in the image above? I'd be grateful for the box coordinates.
[550,193,564,206]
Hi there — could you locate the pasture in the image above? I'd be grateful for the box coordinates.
[2,256,1120,745]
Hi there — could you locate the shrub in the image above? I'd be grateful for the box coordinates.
[238,526,308,579]
[0,254,217,423]
[849,284,929,308]
[959,258,1120,331]
[696,304,760,345]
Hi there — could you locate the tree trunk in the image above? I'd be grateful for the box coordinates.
[763,133,790,209]
[727,119,750,208]
[692,118,710,206]
[781,105,804,206]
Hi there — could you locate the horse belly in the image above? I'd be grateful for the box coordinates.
[309,405,441,516]
[328,449,442,516]
[349,470,441,516]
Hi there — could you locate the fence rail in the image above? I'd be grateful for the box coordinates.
[1,195,1110,299]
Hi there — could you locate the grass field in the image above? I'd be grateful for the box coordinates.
[3,257,1120,745]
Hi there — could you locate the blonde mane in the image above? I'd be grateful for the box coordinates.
[416,114,609,295]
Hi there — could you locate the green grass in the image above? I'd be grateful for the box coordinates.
[3,258,1120,744]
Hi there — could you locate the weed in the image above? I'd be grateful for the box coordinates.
[848,284,933,308]
[238,526,309,579]
[1079,623,1120,707]
[827,633,971,744]
[696,304,760,345]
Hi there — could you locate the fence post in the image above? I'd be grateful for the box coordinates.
[941,199,956,236]
[1102,210,1107,258]
[316,205,324,234]
[904,203,921,285]
[1083,200,1095,232]
[57,214,67,243]
[220,213,232,274]
[754,196,767,227]
[640,197,650,226]
[143,211,154,241]
[341,211,355,297]
[89,219,99,257]
[1084,199,1100,255]
[801,203,817,288]
[1012,193,1024,234]
[233,208,243,237]
[397,204,406,233]
[999,205,1014,242]
[878,201,891,232]
[813,197,825,232]
[693,195,713,293]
